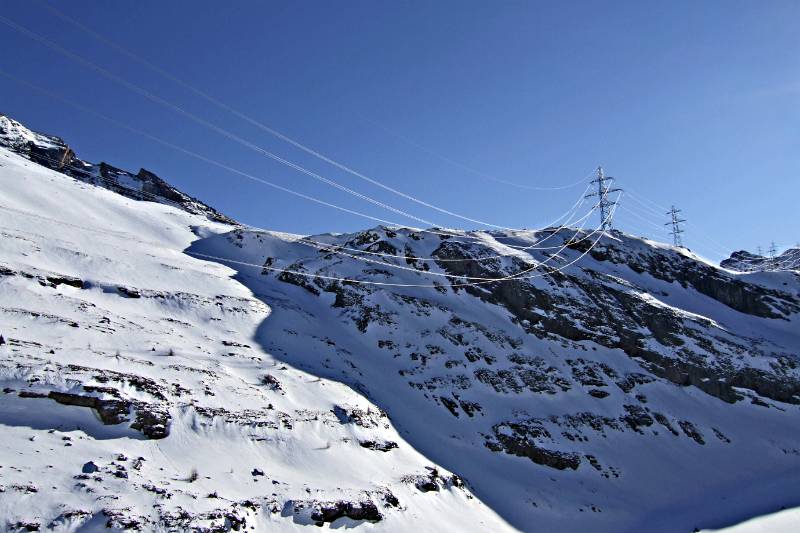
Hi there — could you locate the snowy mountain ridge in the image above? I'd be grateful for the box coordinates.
[721,248,800,273]
[1,114,800,532]
[0,113,236,225]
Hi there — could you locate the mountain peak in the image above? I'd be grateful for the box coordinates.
[0,112,237,225]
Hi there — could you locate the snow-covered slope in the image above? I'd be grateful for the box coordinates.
[2,129,800,532]
[0,147,511,532]
[702,506,800,533]
[0,114,236,225]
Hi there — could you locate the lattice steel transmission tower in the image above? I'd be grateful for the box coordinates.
[585,166,622,230]
[768,241,778,270]
[665,205,686,247]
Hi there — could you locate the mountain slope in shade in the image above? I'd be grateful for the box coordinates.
[0,113,236,225]
[188,220,800,532]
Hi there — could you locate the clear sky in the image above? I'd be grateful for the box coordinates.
[1,1,798,261]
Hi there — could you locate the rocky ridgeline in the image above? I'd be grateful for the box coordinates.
[721,248,800,273]
[0,113,236,224]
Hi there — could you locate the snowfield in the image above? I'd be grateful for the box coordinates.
[1,130,799,533]
[0,147,511,532]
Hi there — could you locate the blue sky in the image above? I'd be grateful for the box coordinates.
[1,0,798,260]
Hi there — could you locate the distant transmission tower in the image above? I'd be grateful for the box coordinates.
[665,206,686,247]
[768,241,778,270]
[585,166,622,230]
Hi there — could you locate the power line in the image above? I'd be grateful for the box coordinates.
[5,146,609,279]
[13,7,793,267]
[32,142,606,267]
[288,203,608,278]
[8,9,557,233]
[0,186,621,288]
[0,14,501,231]
[356,114,595,192]
[0,67,598,248]
[0,67,610,277]
[22,143,610,273]
[36,0,594,197]
[192,201,618,287]
[0,68,439,231]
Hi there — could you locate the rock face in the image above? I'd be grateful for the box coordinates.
[0,113,236,224]
[429,232,800,405]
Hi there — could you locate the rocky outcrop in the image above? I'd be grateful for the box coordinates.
[22,389,171,439]
[310,500,383,524]
[48,391,131,425]
[486,419,581,470]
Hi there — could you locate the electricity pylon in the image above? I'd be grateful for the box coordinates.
[768,241,778,270]
[585,166,622,230]
[665,205,686,247]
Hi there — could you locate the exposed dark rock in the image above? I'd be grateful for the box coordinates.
[722,248,800,273]
[82,461,99,474]
[11,522,40,532]
[567,358,615,387]
[300,500,383,524]
[440,396,461,417]
[621,404,654,433]
[45,275,83,289]
[652,412,679,436]
[117,286,142,298]
[260,374,283,393]
[678,420,705,445]
[277,269,320,295]
[18,391,47,398]
[41,390,170,439]
[403,467,464,492]
[130,407,171,439]
[615,373,655,393]
[487,420,581,470]
[712,427,731,443]
[48,391,131,425]
[359,440,398,452]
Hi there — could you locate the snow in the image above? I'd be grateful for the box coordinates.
[0,147,511,531]
[1,144,799,532]
[702,507,800,532]
[0,115,60,150]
